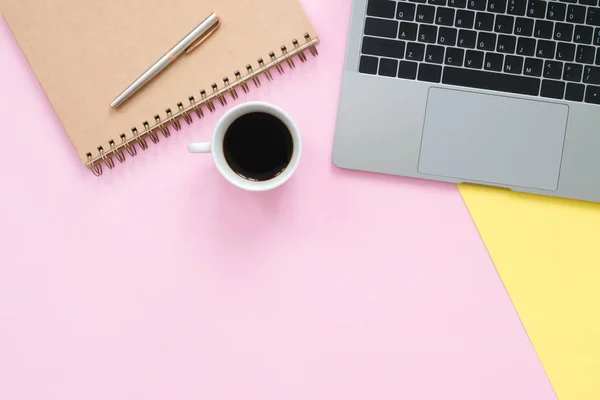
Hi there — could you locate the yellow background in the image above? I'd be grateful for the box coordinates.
[460,184,600,400]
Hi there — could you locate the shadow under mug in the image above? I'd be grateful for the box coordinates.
[188,102,302,191]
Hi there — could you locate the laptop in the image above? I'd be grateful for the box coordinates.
[334,0,600,202]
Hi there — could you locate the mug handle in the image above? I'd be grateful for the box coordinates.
[188,143,211,153]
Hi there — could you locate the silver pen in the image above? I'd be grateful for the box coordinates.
[110,13,220,108]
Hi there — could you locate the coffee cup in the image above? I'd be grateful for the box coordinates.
[188,102,302,191]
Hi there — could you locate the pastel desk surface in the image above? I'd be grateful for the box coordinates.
[0,2,557,399]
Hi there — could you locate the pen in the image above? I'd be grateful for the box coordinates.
[110,13,220,109]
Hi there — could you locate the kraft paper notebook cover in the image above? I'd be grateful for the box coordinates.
[0,0,319,176]
[460,185,600,400]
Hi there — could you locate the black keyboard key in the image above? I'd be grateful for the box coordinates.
[544,60,564,78]
[458,29,478,47]
[399,22,419,40]
[419,24,438,42]
[547,2,567,20]
[566,5,586,23]
[554,23,574,41]
[443,66,541,94]
[497,34,517,52]
[580,0,598,5]
[449,0,468,7]
[438,27,459,45]
[585,85,600,103]
[517,37,537,55]
[515,17,535,35]
[495,15,515,33]
[574,25,594,43]
[407,42,426,60]
[588,8,600,26]
[477,32,497,50]
[416,5,436,23]
[557,43,576,60]
[398,60,419,79]
[456,10,476,28]
[468,0,487,10]
[362,37,407,58]
[541,79,566,98]
[368,0,398,18]
[409,0,427,3]
[445,47,465,64]
[534,20,554,38]
[488,0,508,13]
[527,0,547,18]
[365,18,399,38]
[508,0,528,15]
[436,7,456,25]
[595,27,600,45]
[418,63,443,82]
[564,62,583,80]
[561,0,577,3]
[397,3,417,21]
[359,56,379,74]
[485,52,505,70]
[504,55,524,73]
[597,49,600,64]
[524,57,544,75]
[475,12,495,30]
[379,58,399,76]
[577,45,596,63]
[426,45,445,63]
[465,49,485,67]
[537,40,557,58]
[429,0,448,5]
[565,83,585,101]
[584,65,600,83]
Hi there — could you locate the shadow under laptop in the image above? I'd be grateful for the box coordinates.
[329,161,458,195]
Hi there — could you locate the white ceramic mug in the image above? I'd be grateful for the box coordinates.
[188,102,302,191]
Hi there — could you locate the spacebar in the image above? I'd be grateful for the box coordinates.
[442,67,541,97]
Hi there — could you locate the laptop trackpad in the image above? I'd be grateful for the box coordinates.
[418,88,569,191]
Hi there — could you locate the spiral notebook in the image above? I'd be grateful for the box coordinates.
[0,0,319,176]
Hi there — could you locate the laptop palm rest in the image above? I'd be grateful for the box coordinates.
[418,87,569,191]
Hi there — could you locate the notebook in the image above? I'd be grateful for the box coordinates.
[0,0,319,176]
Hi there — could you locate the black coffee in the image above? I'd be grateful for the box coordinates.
[223,112,294,182]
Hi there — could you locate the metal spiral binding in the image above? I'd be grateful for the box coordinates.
[85,33,319,176]
[246,64,261,88]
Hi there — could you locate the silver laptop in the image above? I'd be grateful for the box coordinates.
[334,0,600,202]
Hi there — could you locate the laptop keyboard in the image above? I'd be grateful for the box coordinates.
[360,0,600,104]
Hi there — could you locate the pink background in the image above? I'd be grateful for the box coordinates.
[0,1,556,399]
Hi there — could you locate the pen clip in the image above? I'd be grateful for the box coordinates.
[186,20,221,54]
